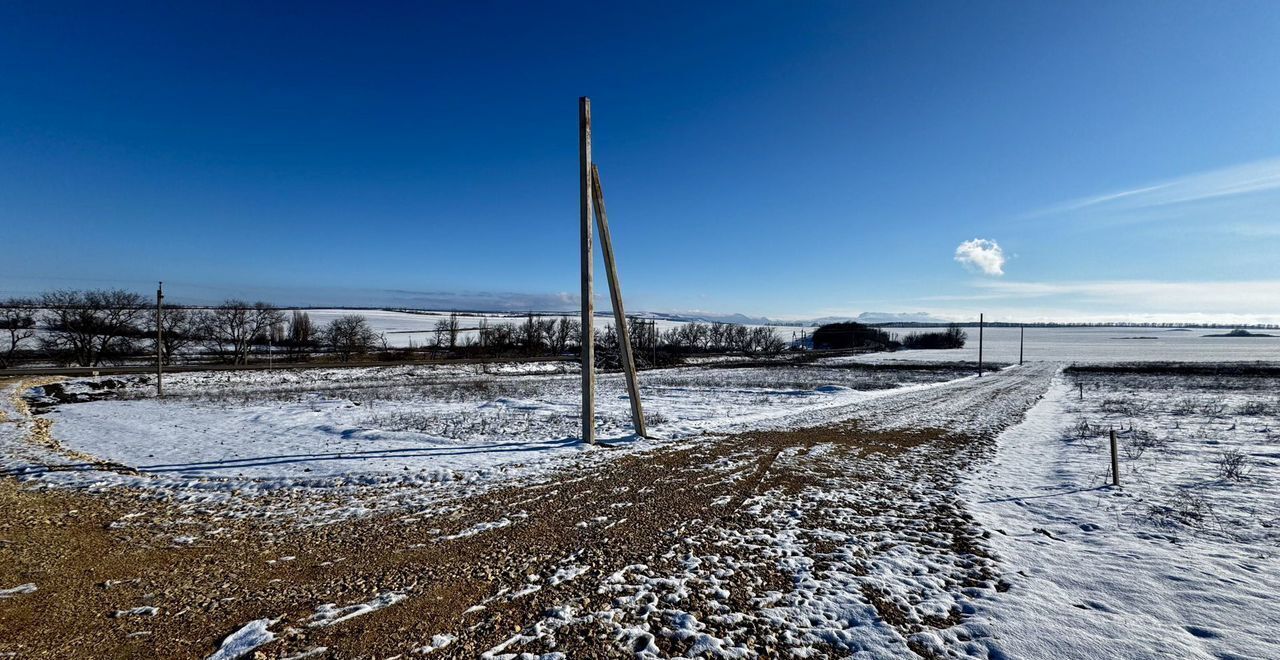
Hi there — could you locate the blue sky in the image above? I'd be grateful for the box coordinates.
[3,1,1279,322]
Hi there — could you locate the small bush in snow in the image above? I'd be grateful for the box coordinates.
[1169,397,1200,416]
[1126,426,1167,452]
[1235,399,1273,416]
[1065,418,1095,440]
[1215,449,1252,481]
[1198,397,1229,417]
[1099,395,1149,416]
[1122,440,1146,460]
[644,410,669,427]
[1144,491,1216,530]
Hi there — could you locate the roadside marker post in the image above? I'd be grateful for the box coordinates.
[1019,324,1024,365]
[1110,428,1121,486]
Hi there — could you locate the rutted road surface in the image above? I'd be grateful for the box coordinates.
[0,364,1057,658]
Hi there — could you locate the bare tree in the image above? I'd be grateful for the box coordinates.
[321,314,378,361]
[709,322,728,351]
[749,326,785,354]
[433,318,451,350]
[40,289,149,366]
[287,310,314,357]
[447,312,461,350]
[519,313,546,354]
[487,322,517,351]
[145,305,200,365]
[548,317,580,355]
[198,300,285,364]
[0,297,38,368]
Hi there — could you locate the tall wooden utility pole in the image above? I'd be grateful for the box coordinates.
[579,97,596,445]
[591,164,646,438]
[978,313,985,377]
[1019,324,1025,365]
[155,282,164,397]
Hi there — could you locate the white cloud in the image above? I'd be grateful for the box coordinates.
[954,239,1006,276]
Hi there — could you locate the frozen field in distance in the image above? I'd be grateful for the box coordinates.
[837,325,1280,364]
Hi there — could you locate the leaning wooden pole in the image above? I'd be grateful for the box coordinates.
[591,164,647,438]
[156,281,164,397]
[579,97,596,445]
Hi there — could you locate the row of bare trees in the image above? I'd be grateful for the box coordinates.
[659,321,787,354]
[0,291,391,367]
[1,290,793,369]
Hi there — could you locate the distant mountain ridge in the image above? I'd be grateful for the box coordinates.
[815,312,954,326]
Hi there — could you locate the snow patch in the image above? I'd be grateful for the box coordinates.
[308,591,407,627]
[206,617,279,660]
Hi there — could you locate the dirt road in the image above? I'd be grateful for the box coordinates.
[0,364,1056,659]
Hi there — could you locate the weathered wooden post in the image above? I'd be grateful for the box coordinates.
[591,164,646,438]
[978,313,984,377]
[579,97,596,445]
[156,281,164,397]
[1110,428,1120,486]
[1019,324,1024,365]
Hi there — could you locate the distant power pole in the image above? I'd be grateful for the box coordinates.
[579,97,596,445]
[648,319,656,367]
[155,281,164,397]
[978,313,984,377]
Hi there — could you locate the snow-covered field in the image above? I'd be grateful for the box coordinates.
[847,325,1280,364]
[966,369,1280,658]
[2,361,963,504]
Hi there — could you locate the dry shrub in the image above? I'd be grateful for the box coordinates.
[1235,399,1273,416]
[1145,491,1215,530]
[1215,449,1252,481]
[1169,397,1200,416]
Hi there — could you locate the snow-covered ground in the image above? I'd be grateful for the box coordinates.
[966,369,1280,658]
[2,361,963,503]
[839,325,1280,364]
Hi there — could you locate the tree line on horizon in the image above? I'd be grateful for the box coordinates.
[0,289,794,369]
